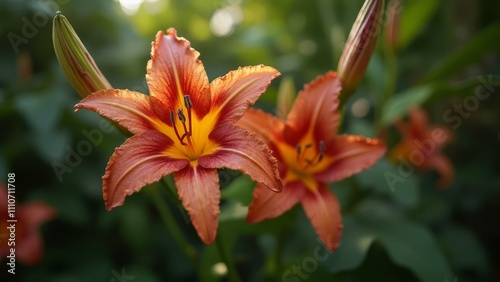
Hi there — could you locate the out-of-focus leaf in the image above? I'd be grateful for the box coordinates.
[33,130,71,164]
[423,23,500,82]
[397,0,440,50]
[380,85,433,126]
[440,225,488,274]
[119,201,151,250]
[220,174,255,206]
[198,245,221,282]
[324,216,375,272]
[325,200,452,281]
[356,158,419,208]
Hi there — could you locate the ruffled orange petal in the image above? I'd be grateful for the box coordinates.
[75,89,159,135]
[427,155,454,189]
[173,166,220,245]
[236,108,283,143]
[146,28,211,119]
[301,184,343,252]
[200,124,282,193]
[103,130,189,210]
[210,65,280,124]
[315,135,386,182]
[246,182,305,223]
[284,71,342,145]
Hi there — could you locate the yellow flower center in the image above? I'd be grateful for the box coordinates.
[278,130,331,191]
[158,95,219,162]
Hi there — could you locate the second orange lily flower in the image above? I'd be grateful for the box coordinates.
[238,71,386,251]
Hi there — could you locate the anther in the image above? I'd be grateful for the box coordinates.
[318,140,325,162]
[184,95,193,108]
[184,94,193,137]
[296,144,302,160]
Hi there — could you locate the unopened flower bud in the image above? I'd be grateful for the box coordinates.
[385,0,401,50]
[338,0,384,98]
[52,11,111,98]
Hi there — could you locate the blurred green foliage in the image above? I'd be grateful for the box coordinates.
[1,0,499,281]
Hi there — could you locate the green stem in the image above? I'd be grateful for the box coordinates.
[147,186,197,262]
[215,233,241,282]
[376,44,398,131]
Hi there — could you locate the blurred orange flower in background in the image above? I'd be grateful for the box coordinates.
[0,185,55,265]
[390,106,454,188]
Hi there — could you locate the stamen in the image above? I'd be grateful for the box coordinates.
[170,110,186,145]
[177,109,188,133]
[296,144,302,161]
[318,140,325,163]
[184,95,193,137]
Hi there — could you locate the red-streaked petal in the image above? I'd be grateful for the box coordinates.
[246,182,305,223]
[284,71,342,145]
[103,130,189,210]
[315,135,386,182]
[236,108,283,142]
[427,155,454,189]
[75,89,159,135]
[146,29,211,118]
[199,124,283,193]
[210,65,280,124]
[173,166,220,245]
[21,203,56,230]
[301,184,343,252]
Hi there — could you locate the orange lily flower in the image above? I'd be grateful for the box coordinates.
[0,185,55,265]
[237,71,386,251]
[75,28,282,244]
[390,106,454,188]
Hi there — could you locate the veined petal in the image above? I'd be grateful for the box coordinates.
[284,71,342,145]
[427,155,453,189]
[301,184,342,252]
[75,89,159,135]
[247,182,305,223]
[315,135,386,182]
[103,130,189,210]
[174,166,220,245]
[210,65,280,124]
[236,108,283,143]
[146,28,211,118]
[199,124,282,193]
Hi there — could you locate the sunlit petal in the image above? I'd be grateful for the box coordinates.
[211,65,280,124]
[75,89,159,135]
[174,166,220,245]
[315,135,386,182]
[146,28,211,118]
[103,130,189,210]
[246,182,305,223]
[284,71,342,145]
[301,184,342,252]
[236,108,284,143]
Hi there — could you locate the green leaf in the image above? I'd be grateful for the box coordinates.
[379,85,433,126]
[33,130,71,164]
[326,200,452,282]
[14,89,66,132]
[324,216,375,272]
[220,174,255,206]
[423,23,500,82]
[397,0,440,50]
[356,158,419,208]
